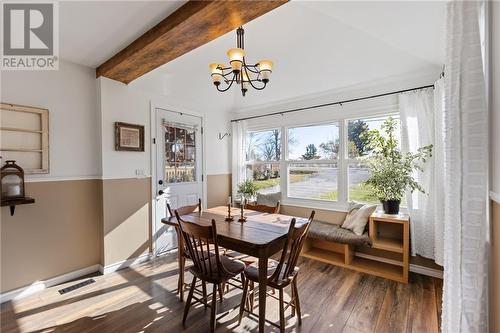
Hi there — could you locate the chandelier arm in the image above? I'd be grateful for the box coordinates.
[216,73,237,92]
[243,64,266,90]
[243,64,260,74]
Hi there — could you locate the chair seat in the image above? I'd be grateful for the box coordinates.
[224,250,257,266]
[189,255,245,283]
[244,259,299,287]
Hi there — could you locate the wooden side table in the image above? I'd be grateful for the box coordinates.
[369,213,410,283]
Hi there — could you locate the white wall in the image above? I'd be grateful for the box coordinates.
[1,61,100,180]
[99,77,231,179]
[492,2,500,197]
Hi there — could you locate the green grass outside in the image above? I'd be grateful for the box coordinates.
[318,183,378,203]
[254,174,307,191]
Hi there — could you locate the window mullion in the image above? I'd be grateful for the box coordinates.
[338,118,348,204]
[281,126,288,200]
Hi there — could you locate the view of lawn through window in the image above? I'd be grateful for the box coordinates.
[244,114,401,205]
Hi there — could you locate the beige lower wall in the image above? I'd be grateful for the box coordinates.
[0,180,102,293]
[207,174,231,208]
[491,200,500,333]
[101,177,151,267]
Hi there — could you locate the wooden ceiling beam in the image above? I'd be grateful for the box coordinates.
[96,0,288,84]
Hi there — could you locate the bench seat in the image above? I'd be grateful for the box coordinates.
[308,220,372,246]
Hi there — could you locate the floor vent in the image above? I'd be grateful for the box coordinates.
[58,279,95,295]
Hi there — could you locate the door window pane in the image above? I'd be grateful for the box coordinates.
[246,163,280,194]
[246,129,281,162]
[288,123,339,160]
[288,163,338,201]
[164,125,196,183]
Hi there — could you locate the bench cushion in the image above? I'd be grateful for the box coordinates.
[308,220,372,246]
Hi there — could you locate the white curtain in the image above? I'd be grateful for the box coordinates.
[231,121,247,199]
[399,78,445,266]
[442,1,489,332]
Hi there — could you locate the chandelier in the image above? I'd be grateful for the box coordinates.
[209,26,273,97]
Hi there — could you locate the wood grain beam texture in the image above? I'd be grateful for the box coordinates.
[96,0,288,84]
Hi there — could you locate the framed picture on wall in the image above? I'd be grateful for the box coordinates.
[115,122,144,151]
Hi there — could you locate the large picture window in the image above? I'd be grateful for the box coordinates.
[241,111,400,209]
[245,129,281,194]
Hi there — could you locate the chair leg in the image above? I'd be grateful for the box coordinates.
[202,281,208,310]
[292,278,302,325]
[249,281,255,312]
[182,276,197,325]
[278,287,285,333]
[218,283,224,303]
[179,256,186,302]
[238,278,250,324]
[210,283,218,333]
[290,283,296,317]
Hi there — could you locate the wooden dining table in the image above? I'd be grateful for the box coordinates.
[162,205,309,333]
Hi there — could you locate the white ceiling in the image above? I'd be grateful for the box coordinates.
[59,1,185,68]
[58,1,446,113]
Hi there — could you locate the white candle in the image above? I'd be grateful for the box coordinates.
[227,196,232,205]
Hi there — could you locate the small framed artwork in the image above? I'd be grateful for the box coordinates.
[115,122,144,151]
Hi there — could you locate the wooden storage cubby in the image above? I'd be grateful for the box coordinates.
[302,213,410,283]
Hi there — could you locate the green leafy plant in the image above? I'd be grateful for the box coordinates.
[237,179,258,200]
[362,117,433,201]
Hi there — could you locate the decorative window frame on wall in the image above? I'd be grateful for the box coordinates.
[0,103,49,174]
[240,96,400,211]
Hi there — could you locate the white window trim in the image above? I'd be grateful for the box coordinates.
[240,102,401,211]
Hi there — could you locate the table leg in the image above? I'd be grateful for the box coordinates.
[258,256,268,333]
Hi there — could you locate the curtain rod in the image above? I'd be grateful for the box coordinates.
[230,83,435,123]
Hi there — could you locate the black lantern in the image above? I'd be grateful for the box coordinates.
[1,160,25,201]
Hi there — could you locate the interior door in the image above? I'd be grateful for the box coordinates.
[154,108,203,255]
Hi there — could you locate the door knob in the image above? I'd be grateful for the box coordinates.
[158,190,164,195]
[158,180,163,185]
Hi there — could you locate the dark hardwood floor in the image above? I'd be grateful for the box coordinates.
[0,252,441,332]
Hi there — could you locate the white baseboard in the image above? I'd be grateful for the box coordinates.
[99,253,152,275]
[0,264,100,304]
[355,252,443,279]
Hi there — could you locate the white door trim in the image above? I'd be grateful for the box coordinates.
[149,101,207,256]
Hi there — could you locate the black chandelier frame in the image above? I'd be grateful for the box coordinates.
[211,26,269,96]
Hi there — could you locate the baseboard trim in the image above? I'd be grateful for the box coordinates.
[355,252,443,279]
[0,264,100,304]
[99,253,152,275]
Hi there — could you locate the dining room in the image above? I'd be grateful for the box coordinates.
[1,1,498,333]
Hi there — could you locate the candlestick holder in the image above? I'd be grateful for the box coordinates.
[225,203,234,222]
[238,198,247,222]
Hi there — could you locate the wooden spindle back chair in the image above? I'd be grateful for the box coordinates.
[176,212,245,332]
[245,201,280,214]
[167,198,201,217]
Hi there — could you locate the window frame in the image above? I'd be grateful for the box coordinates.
[241,105,400,212]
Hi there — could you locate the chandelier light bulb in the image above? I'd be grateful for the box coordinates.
[258,60,273,83]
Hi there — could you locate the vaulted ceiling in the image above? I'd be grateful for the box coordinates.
[59,1,446,113]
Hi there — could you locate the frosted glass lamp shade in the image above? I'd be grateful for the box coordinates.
[209,63,223,85]
[258,60,273,82]
[227,48,245,72]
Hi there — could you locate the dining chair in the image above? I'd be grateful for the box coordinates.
[238,210,315,332]
[245,200,281,214]
[176,212,246,332]
[167,199,202,302]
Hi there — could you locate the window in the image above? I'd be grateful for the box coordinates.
[286,123,339,201]
[164,125,196,183]
[241,111,400,208]
[346,115,400,204]
[245,129,281,193]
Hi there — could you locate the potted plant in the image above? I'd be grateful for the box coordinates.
[237,179,258,206]
[363,117,433,214]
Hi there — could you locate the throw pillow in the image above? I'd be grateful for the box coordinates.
[256,192,281,206]
[341,204,377,236]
